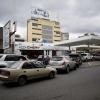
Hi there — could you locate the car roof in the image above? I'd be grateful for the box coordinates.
[0,54,23,56]
[52,56,69,57]
[69,53,80,55]
[0,54,27,57]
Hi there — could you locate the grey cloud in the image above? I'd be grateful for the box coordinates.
[0,0,100,37]
[74,0,100,17]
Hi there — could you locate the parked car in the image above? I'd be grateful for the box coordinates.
[69,53,82,67]
[81,53,92,61]
[0,54,28,61]
[92,54,100,61]
[0,54,28,68]
[49,56,77,73]
[0,61,56,86]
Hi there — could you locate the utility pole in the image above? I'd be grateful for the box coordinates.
[10,21,16,54]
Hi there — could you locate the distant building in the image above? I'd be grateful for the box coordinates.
[61,32,69,41]
[15,34,25,42]
[27,18,61,43]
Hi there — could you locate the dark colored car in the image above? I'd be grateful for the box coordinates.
[69,53,82,67]
[92,54,100,61]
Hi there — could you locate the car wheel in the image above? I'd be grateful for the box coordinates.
[74,64,77,70]
[49,72,55,79]
[18,76,27,86]
[66,65,70,73]
[85,58,88,62]
[76,64,79,68]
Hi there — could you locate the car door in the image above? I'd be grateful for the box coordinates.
[66,57,75,69]
[22,62,40,80]
[32,61,49,78]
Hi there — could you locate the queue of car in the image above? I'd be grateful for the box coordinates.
[0,53,99,86]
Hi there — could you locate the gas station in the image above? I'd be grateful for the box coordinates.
[54,34,100,53]
[0,20,100,58]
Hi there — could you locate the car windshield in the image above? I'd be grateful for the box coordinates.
[51,57,63,61]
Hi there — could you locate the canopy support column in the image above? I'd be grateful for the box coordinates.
[69,45,71,50]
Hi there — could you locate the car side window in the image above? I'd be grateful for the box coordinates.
[22,62,34,69]
[5,55,19,61]
[19,56,26,61]
[32,62,44,68]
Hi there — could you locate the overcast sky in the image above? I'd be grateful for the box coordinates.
[0,0,100,39]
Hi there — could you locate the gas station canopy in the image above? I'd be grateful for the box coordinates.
[54,35,100,47]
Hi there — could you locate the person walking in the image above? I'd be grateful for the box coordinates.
[44,55,50,65]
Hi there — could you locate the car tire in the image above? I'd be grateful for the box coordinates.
[74,65,77,70]
[49,72,55,79]
[76,64,79,68]
[66,65,70,73]
[85,58,88,62]
[18,76,27,86]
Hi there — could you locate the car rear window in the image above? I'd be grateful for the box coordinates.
[69,54,79,57]
[81,54,86,56]
[51,57,63,61]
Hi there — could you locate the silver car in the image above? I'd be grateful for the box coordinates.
[0,61,56,86]
[49,56,77,73]
[0,54,28,68]
[0,54,28,61]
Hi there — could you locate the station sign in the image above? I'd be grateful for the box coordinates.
[31,8,49,19]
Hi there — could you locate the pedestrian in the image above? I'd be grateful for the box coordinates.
[44,55,50,65]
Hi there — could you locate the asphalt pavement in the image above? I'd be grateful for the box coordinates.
[0,61,100,100]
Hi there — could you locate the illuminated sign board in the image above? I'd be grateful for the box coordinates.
[31,8,49,18]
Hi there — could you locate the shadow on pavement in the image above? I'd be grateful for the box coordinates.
[1,77,56,88]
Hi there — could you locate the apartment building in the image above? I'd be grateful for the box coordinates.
[27,18,61,43]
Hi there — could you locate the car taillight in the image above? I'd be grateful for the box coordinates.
[0,70,10,76]
[62,62,66,66]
